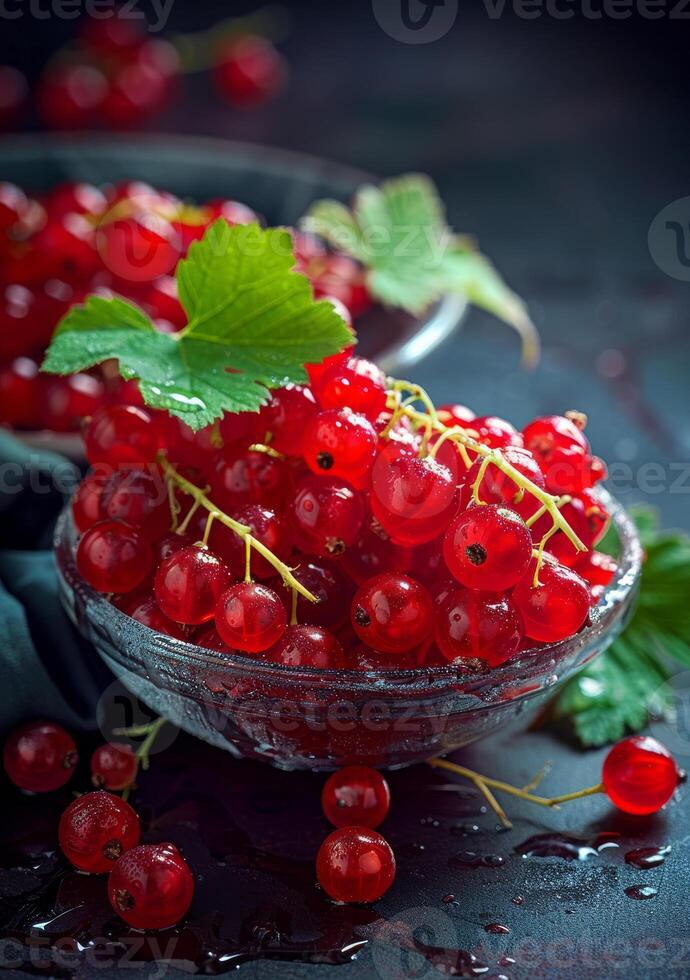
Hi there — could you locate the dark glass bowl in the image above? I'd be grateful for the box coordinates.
[55,489,641,771]
[0,134,465,455]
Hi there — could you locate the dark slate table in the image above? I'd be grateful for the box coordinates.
[2,2,690,978]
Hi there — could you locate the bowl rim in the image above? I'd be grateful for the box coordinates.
[56,487,642,694]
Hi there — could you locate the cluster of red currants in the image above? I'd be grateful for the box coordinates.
[1,13,287,134]
[2,720,193,929]
[0,178,365,432]
[72,369,612,673]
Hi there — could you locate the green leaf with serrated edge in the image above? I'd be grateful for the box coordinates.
[302,172,537,363]
[42,221,353,430]
[547,505,688,747]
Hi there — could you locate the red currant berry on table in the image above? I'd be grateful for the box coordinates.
[155,546,230,625]
[3,721,77,793]
[322,767,391,829]
[602,736,680,815]
[77,520,152,594]
[264,624,346,668]
[214,35,287,108]
[84,405,161,468]
[303,408,378,484]
[37,64,107,129]
[102,63,170,128]
[314,357,387,422]
[370,450,458,547]
[208,448,289,513]
[443,504,532,591]
[351,573,434,655]
[91,743,138,791]
[108,843,194,930]
[215,581,287,653]
[117,592,189,640]
[290,476,365,557]
[435,589,523,668]
[512,556,590,644]
[208,505,292,579]
[316,827,396,904]
[59,791,140,873]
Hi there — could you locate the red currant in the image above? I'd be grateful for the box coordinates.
[206,198,259,226]
[101,467,170,542]
[0,357,43,429]
[459,447,545,514]
[258,384,318,456]
[573,550,617,588]
[80,12,145,54]
[322,767,391,829]
[438,403,475,426]
[72,469,106,533]
[370,449,458,546]
[47,181,107,219]
[435,588,522,668]
[3,721,77,793]
[274,560,355,631]
[214,36,287,108]
[97,211,180,283]
[209,504,292,579]
[314,357,387,422]
[602,736,679,815]
[37,64,107,129]
[512,556,590,643]
[44,374,105,433]
[0,67,27,130]
[102,63,170,128]
[303,408,378,484]
[77,520,152,594]
[291,476,365,557]
[91,743,138,791]
[443,504,532,591]
[351,573,434,654]
[84,405,160,468]
[59,791,140,873]
[108,843,194,930]
[311,255,371,318]
[316,827,396,904]
[522,414,594,493]
[471,416,523,449]
[264,624,346,668]
[155,545,230,625]
[343,521,413,584]
[118,592,189,640]
[208,448,289,513]
[215,581,287,653]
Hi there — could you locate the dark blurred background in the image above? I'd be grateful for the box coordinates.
[1,0,689,526]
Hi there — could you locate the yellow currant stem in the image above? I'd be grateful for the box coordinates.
[167,479,181,531]
[200,511,216,548]
[525,503,547,528]
[428,758,606,826]
[159,455,318,604]
[472,456,493,505]
[248,443,286,460]
[428,426,473,470]
[290,587,299,626]
[475,778,513,830]
[177,497,203,535]
[522,762,551,793]
[244,537,252,583]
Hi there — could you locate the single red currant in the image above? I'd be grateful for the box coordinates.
[303,408,378,484]
[214,35,287,108]
[59,791,140,873]
[102,63,170,128]
[208,505,292,579]
[208,448,290,513]
[316,827,396,904]
[314,357,387,422]
[322,767,391,829]
[290,476,365,557]
[0,181,28,232]
[437,403,475,426]
[512,556,590,643]
[84,405,160,468]
[97,210,180,282]
[472,416,523,449]
[117,593,189,640]
[71,470,106,533]
[101,467,170,541]
[274,560,356,631]
[435,588,523,668]
[522,414,593,493]
[370,449,458,546]
[215,581,287,653]
[77,520,152,594]
[155,546,230,625]
[44,374,105,433]
[264,625,346,668]
[573,550,618,588]
[108,843,194,930]
[259,384,318,456]
[91,743,138,791]
[458,447,545,514]
[3,721,78,793]
[443,504,532,591]
[602,736,680,815]
[351,573,434,654]
[343,522,413,585]
[37,64,107,129]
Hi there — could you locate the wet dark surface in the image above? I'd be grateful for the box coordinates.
[1,722,688,980]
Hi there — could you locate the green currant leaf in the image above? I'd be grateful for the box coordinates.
[42,221,353,430]
[547,505,689,747]
[303,172,538,364]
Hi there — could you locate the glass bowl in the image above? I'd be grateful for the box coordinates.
[0,134,465,457]
[55,489,641,771]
